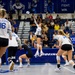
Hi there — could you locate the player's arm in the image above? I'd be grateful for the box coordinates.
[33,16,38,27]
[16,34,22,50]
[8,22,12,40]
[58,39,62,49]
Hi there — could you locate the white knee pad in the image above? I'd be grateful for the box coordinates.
[56,55,60,60]
[69,60,73,64]
[19,57,22,60]
[62,55,66,58]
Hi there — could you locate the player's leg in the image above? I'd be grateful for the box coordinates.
[19,54,29,67]
[55,49,64,71]
[67,50,75,69]
[62,51,69,66]
[39,44,44,57]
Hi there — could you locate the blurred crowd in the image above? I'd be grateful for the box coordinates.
[28,14,75,48]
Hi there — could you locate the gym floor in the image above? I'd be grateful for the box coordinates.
[0,63,75,75]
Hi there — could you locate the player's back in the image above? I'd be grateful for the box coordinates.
[0,18,11,38]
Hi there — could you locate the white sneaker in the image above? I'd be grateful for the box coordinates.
[55,67,61,72]
[18,64,23,68]
[34,53,39,57]
[26,63,30,67]
[40,52,45,57]
[9,61,14,71]
[64,62,69,66]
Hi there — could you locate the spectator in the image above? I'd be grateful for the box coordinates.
[48,14,53,21]
[54,22,60,31]
[30,34,36,47]
[65,31,70,38]
[30,14,37,32]
[47,0,54,13]
[12,0,25,20]
[0,0,5,8]
[31,0,39,13]
[52,40,59,48]
[56,14,61,25]
[13,21,18,33]
[43,36,49,47]
[60,24,65,30]
[64,19,71,29]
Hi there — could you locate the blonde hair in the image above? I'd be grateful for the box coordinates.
[24,39,29,44]
[0,8,6,18]
[58,29,67,37]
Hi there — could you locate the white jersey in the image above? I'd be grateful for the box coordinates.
[8,32,20,47]
[58,35,71,45]
[34,19,41,36]
[35,26,41,36]
[0,18,11,39]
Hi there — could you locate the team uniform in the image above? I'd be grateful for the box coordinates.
[0,18,13,71]
[34,19,42,38]
[58,35,72,51]
[22,44,33,58]
[34,18,44,57]
[55,34,75,71]
[18,44,33,68]
[8,32,21,60]
[0,18,12,47]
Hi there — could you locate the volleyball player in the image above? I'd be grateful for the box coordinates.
[18,39,33,68]
[55,30,75,71]
[8,26,22,71]
[33,16,44,57]
[0,8,12,70]
[62,44,74,66]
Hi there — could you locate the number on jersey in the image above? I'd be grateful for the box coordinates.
[0,23,6,29]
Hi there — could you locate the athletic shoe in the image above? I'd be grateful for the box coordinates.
[55,67,61,72]
[40,52,45,57]
[26,63,30,67]
[9,61,14,71]
[34,53,39,57]
[64,62,69,66]
[18,64,23,68]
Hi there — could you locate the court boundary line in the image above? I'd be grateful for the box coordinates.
[61,65,75,73]
[49,63,75,73]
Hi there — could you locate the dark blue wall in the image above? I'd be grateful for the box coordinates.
[1,0,75,13]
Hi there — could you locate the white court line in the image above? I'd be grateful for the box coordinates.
[49,63,75,74]
[61,66,75,73]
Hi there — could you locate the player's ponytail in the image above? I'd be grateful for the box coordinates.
[58,29,68,37]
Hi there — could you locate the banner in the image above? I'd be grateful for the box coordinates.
[1,0,75,13]
[70,36,75,44]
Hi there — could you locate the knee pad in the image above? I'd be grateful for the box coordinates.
[62,55,66,58]
[19,57,22,60]
[69,60,73,64]
[56,55,60,60]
